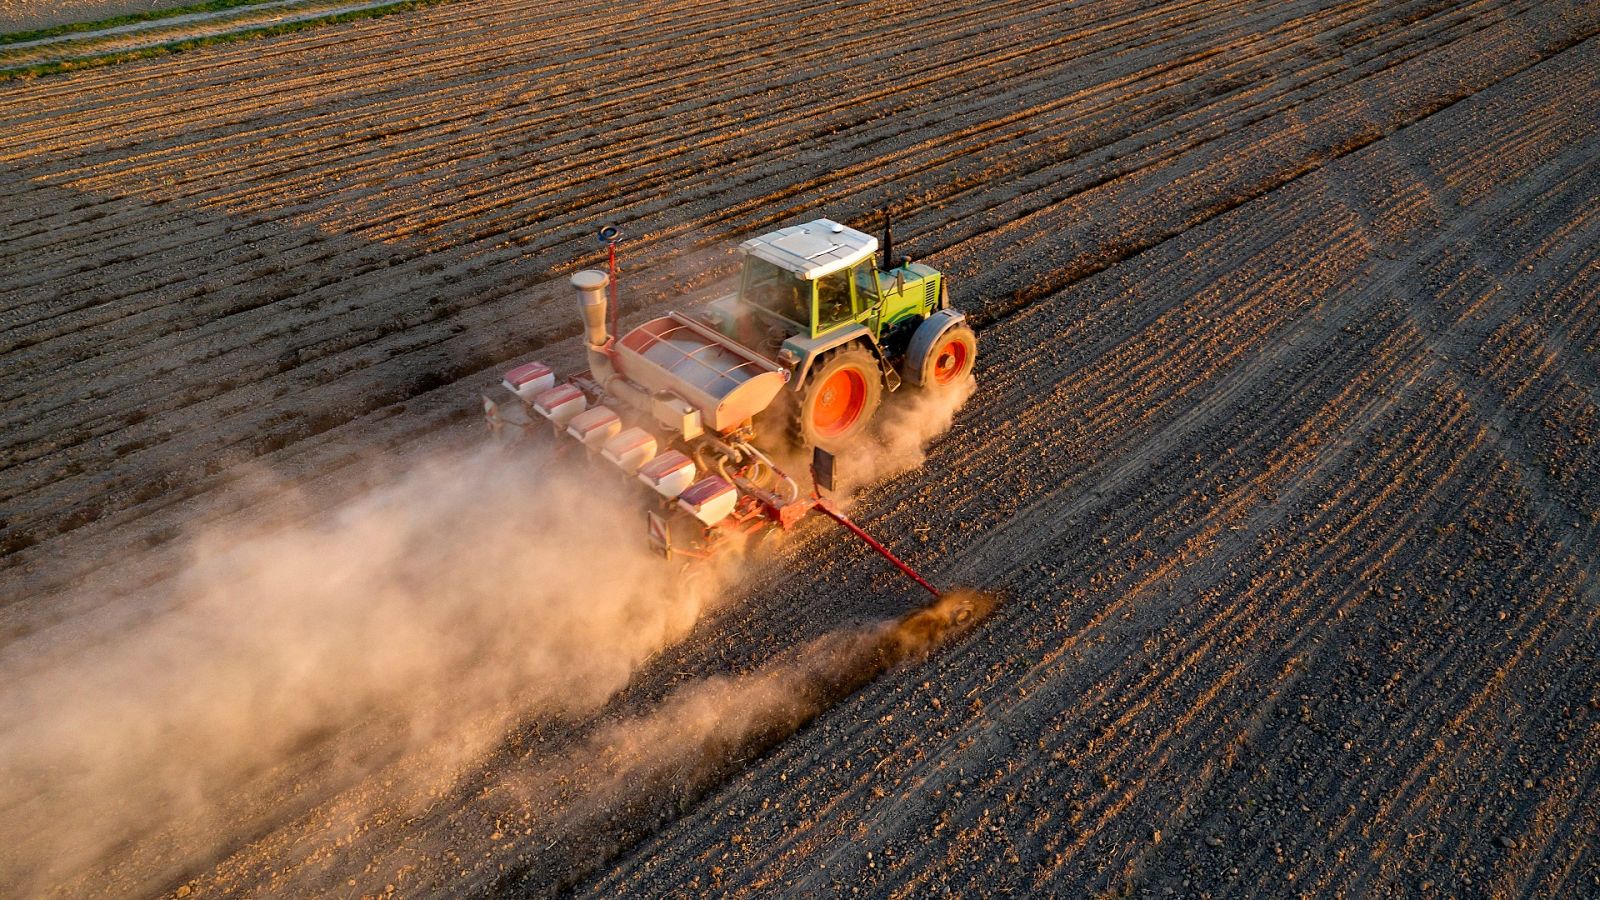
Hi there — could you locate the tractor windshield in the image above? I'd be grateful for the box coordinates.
[742,256,810,328]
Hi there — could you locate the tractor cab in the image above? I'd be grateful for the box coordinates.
[736,219,878,340]
[705,218,945,353]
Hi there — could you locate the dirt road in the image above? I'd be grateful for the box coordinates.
[1,0,1596,896]
[1,0,403,74]
[2,0,209,34]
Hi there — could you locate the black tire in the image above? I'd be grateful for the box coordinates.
[790,346,884,449]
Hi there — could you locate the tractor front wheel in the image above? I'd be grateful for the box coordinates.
[914,323,977,389]
[903,312,978,389]
[793,346,883,450]
[929,324,976,386]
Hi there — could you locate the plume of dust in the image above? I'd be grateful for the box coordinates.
[354,590,998,897]
[571,591,997,813]
[0,445,741,899]
[852,374,976,485]
[765,375,977,503]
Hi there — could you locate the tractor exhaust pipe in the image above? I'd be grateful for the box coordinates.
[572,269,610,348]
[880,208,894,271]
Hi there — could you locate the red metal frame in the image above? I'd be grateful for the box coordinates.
[607,241,619,341]
[812,500,942,599]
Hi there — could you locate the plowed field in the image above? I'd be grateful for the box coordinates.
[2,0,1597,897]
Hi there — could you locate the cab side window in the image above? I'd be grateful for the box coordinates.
[853,263,880,307]
[815,269,854,331]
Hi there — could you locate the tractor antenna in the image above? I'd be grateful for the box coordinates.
[880,208,894,272]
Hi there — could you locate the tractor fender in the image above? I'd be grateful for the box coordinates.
[785,324,895,391]
[903,309,969,387]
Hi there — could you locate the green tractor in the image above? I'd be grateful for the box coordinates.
[699,216,977,448]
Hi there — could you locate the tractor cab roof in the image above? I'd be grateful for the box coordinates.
[738,218,878,280]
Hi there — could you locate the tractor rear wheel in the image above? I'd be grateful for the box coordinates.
[792,346,883,449]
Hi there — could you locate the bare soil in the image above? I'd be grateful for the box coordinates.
[2,0,1597,897]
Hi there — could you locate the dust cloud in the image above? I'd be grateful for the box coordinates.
[0,374,978,897]
[451,591,999,897]
[840,374,978,493]
[0,446,732,898]
[764,375,978,500]
[567,589,996,814]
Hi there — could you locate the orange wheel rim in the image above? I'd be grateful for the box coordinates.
[813,367,867,437]
[933,339,968,384]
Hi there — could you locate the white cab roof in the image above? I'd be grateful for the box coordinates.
[738,218,878,280]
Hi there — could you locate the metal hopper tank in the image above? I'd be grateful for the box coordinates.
[613,313,787,434]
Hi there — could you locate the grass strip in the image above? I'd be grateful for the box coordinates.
[0,0,454,80]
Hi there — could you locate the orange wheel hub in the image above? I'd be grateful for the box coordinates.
[932,338,969,384]
[812,367,868,437]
